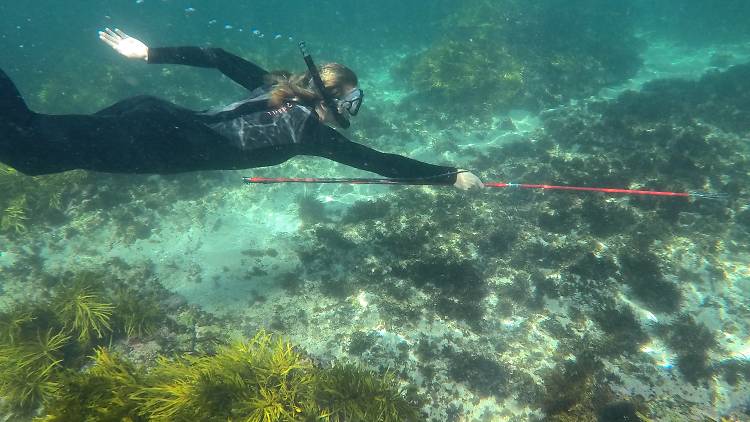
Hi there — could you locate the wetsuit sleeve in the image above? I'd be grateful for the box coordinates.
[299,123,458,184]
[146,47,269,91]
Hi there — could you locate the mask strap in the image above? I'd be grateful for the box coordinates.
[298,42,350,129]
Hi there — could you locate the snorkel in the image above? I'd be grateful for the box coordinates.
[298,41,351,129]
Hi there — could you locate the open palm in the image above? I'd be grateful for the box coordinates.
[98,28,149,60]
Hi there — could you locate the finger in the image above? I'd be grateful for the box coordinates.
[114,28,129,39]
[99,30,115,42]
[99,32,118,47]
[105,27,120,40]
[99,34,117,48]
[99,32,117,47]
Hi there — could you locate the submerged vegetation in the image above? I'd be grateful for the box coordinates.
[0,271,423,421]
[292,62,750,419]
[1,2,749,420]
[37,333,422,422]
[0,271,160,417]
[54,279,115,344]
[396,0,643,115]
[0,164,87,236]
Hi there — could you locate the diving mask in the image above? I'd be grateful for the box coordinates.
[336,87,363,117]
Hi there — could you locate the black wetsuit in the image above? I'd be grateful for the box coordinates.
[0,47,458,184]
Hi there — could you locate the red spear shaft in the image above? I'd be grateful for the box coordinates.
[483,182,690,197]
[242,177,726,200]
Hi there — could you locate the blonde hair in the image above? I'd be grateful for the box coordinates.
[267,63,358,108]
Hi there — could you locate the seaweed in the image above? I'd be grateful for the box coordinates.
[619,252,682,313]
[495,271,545,311]
[0,163,88,236]
[132,331,423,422]
[109,285,165,339]
[580,199,637,237]
[296,193,331,224]
[591,302,649,357]
[348,331,378,356]
[395,0,642,116]
[135,354,230,420]
[657,314,718,385]
[0,328,69,414]
[319,277,357,300]
[0,266,413,419]
[719,359,750,387]
[540,351,603,419]
[313,363,424,422]
[446,350,510,398]
[569,253,618,286]
[1,194,29,234]
[0,271,161,414]
[52,278,114,344]
[0,306,36,345]
[400,39,525,113]
[0,279,424,422]
[596,401,640,422]
[476,220,519,254]
[341,198,391,224]
[38,348,144,422]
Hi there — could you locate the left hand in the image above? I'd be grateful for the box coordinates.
[454,169,484,190]
[99,28,149,61]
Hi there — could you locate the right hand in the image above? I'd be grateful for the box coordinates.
[454,169,485,190]
[98,28,149,60]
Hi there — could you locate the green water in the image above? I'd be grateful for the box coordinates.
[1,1,749,421]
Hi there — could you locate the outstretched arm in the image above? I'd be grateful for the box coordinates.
[99,28,269,92]
[299,122,484,189]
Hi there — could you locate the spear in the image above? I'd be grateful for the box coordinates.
[242,176,727,200]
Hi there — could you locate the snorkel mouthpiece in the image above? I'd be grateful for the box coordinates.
[298,41,351,129]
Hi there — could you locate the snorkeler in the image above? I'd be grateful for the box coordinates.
[0,28,483,190]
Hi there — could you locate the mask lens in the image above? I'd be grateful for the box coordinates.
[338,88,363,116]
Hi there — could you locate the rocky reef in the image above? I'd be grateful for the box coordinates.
[289,63,750,420]
[1,12,750,421]
[394,0,643,117]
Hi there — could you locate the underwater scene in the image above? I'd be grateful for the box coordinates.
[1,0,750,420]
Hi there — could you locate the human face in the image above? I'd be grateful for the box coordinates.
[316,84,362,128]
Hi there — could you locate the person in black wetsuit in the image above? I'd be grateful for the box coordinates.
[0,28,484,190]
